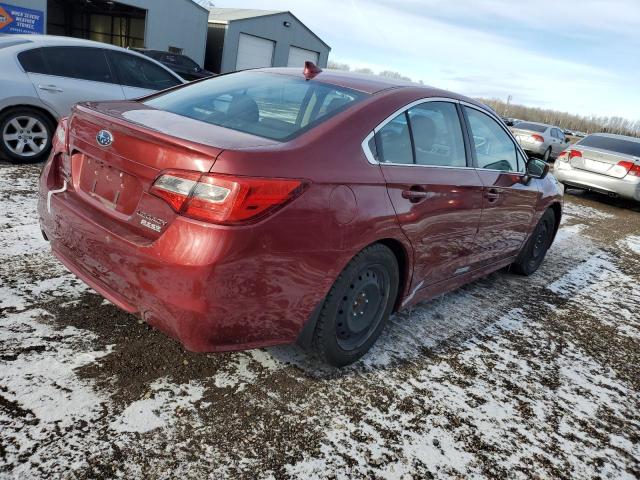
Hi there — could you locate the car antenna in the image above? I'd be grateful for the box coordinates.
[303,61,322,80]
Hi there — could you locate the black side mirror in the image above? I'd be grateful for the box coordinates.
[522,157,550,184]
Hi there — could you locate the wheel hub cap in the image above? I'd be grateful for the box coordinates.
[2,115,48,157]
[336,265,390,350]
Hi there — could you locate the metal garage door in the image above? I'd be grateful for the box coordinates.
[287,46,320,67]
[236,33,275,70]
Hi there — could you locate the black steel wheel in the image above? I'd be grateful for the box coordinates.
[313,243,399,367]
[512,208,556,275]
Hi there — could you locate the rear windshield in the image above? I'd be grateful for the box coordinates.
[578,135,640,157]
[515,122,547,133]
[143,71,366,141]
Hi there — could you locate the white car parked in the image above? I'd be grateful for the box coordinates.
[0,34,185,162]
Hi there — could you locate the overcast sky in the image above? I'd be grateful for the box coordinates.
[214,0,640,120]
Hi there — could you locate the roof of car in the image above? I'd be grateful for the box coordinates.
[1,34,142,51]
[589,133,640,143]
[256,67,482,103]
[517,121,552,127]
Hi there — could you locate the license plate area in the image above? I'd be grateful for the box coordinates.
[78,155,141,214]
[583,158,611,173]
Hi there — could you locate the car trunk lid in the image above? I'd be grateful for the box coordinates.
[60,101,276,241]
[569,146,639,178]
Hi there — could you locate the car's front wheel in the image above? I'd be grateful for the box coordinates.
[0,107,54,163]
[512,208,556,275]
[313,243,399,367]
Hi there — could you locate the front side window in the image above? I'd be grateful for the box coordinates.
[40,47,113,83]
[464,106,519,172]
[376,113,413,165]
[144,71,365,140]
[407,102,466,167]
[108,51,181,90]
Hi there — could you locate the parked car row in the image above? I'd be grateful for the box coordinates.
[2,32,635,365]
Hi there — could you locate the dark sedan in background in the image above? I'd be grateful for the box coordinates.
[133,49,215,81]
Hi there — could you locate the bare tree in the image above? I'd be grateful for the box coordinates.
[326,61,640,136]
[481,98,640,137]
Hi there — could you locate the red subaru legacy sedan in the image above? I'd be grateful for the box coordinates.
[38,66,562,366]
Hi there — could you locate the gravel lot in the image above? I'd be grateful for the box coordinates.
[1,162,639,479]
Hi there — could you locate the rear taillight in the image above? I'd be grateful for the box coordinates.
[568,149,582,160]
[531,134,544,142]
[150,170,307,225]
[52,117,69,153]
[616,161,640,177]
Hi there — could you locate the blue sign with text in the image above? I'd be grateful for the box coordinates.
[0,3,44,35]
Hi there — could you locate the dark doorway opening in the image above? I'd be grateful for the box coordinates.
[47,0,147,48]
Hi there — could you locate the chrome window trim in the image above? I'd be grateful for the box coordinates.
[362,130,377,165]
[459,100,528,176]
[361,97,473,169]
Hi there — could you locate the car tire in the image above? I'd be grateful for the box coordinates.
[542,147,552,162]
[0,107,55,163]
[313,243,399,367]
[512,208,556,276]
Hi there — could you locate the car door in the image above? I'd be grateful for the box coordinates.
[462,105,540,265]
[554,128,569,155]
[367,99,484,289]
[21,46,125,117]
[106,50,183,98]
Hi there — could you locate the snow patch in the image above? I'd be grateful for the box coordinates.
[111,379,205,433]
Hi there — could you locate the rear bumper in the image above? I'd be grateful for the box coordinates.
[519,140,547,156]
[554,161,640,201]
[37,162,337,352]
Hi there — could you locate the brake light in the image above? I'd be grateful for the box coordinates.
[616,161,640,177]
[568,149,582,160]
[52,117,69,153]
[531,134,544,142]
[150,170,307,224]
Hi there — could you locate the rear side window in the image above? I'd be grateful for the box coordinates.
[108,51,181,90]
[516,122,547,133]
[407,102,466,167]
[578,135,640,157]
[40,47,114,83]
[144,71,365,141]
[17,48,48,74]
[464,106,519,172]
[376,113,413,165]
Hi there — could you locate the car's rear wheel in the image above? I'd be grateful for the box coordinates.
[313,243,399,367]
[512,208,556,275]
[542,147,552,162]
[0,107,54,163]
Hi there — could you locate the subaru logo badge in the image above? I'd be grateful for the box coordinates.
[96,130,113,147]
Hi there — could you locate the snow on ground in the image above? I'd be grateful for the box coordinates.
[1,163,640,479]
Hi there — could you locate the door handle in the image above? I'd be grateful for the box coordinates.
[38,84,63,93]
[402,188,429,203]
[485,188,502,203]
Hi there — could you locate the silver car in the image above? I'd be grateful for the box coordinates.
[554,133,640,202]
[511,121,570,161]
[0,34,185,163]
